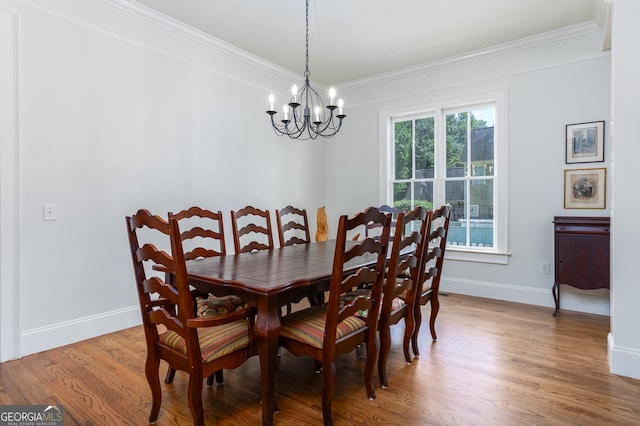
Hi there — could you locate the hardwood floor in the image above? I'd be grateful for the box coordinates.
[1,294,639,425]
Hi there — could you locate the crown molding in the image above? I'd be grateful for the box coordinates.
[341,21,604,90]
[102,1,604,91]
[101,0,302,82]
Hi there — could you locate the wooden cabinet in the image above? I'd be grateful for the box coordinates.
[552,216,610,316]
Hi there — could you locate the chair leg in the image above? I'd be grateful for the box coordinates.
[145,357,162,423]
[429,293,439,341]
[164,366,176,384]
[364,334,377,400]
[403,309,416,364]
[205,370,221,387]
[308,291,325,306]
[187,373,205,426]
[377,323,391,388]
[321,361,336,426]
[411,301,423,358]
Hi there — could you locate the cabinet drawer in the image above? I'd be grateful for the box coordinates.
[554,224,609,235]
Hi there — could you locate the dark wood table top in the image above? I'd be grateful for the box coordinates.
[185,239,381,297]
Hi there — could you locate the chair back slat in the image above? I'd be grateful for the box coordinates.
[143,275,179,304]
[276,205,311,247]
[230,206,274,254]
[169,206,226,260]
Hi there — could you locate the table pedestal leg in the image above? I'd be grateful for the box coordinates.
[255,298,281,426]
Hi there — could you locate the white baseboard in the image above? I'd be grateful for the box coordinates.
[608,332,640,380]
[14,277,610,359]
[441,276,610,316]
[20,306,141,358]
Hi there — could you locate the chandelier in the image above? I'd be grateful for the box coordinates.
[266,0,346,140]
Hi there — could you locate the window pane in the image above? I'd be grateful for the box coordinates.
[415,117,434,174]
[394,120,412,180]
[414,181,433,211]
[446,112,468,178]
[470,178,494,247]
[393,182,410,210]
[471,107,495,177]
[445,180,466,246]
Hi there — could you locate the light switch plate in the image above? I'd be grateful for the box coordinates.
[43,203,57,221]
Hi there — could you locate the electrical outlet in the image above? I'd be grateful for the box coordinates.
[43,203,57,221]
[539,261,550,274]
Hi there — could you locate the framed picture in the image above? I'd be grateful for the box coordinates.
[566,121,605,164]
[564,168,606,209]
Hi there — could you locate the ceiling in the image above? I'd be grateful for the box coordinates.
[132,0,603,85]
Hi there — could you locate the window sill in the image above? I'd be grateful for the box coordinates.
[445,247,511,265]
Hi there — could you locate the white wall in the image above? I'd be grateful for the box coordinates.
[3,0,635,383]
[0,7,20,362]
[326,25,612,315]
[609,0,640,380]
[0,0,326,360]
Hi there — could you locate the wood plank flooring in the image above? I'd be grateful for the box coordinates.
[1,294,639,425]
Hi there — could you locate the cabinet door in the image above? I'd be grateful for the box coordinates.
[556,233,609,290]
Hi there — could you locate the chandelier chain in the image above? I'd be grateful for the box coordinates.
[305,0,310,78]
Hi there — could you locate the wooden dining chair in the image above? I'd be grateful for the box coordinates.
[231,205,294,315]
[276,205,323,310]
[338,206,429,387]
[377,205,429,388]
[165,206,247,386]
[169,206,246,317]
[278,207,391,425]
[230,205,274,254]
[276,205,311,247]
[412,204,452,356]
[126,209,256,426]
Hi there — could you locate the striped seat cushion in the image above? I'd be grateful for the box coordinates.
[280,305,367,349]
[197,294,247,317]
[159,320,249,363]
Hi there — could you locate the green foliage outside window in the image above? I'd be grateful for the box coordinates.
[392,199,433,212]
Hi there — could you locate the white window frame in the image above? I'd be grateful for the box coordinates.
[379,89,509,265]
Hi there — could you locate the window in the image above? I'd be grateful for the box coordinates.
[383,90,508,263]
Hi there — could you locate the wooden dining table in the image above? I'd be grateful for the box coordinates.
[182,239,382,426]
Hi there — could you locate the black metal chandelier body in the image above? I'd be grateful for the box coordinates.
[266,0,346,140]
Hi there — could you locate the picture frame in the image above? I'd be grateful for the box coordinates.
[564,168,606,209]
[565,121,605,164]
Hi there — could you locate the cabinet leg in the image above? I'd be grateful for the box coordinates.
[552,281,559,316]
